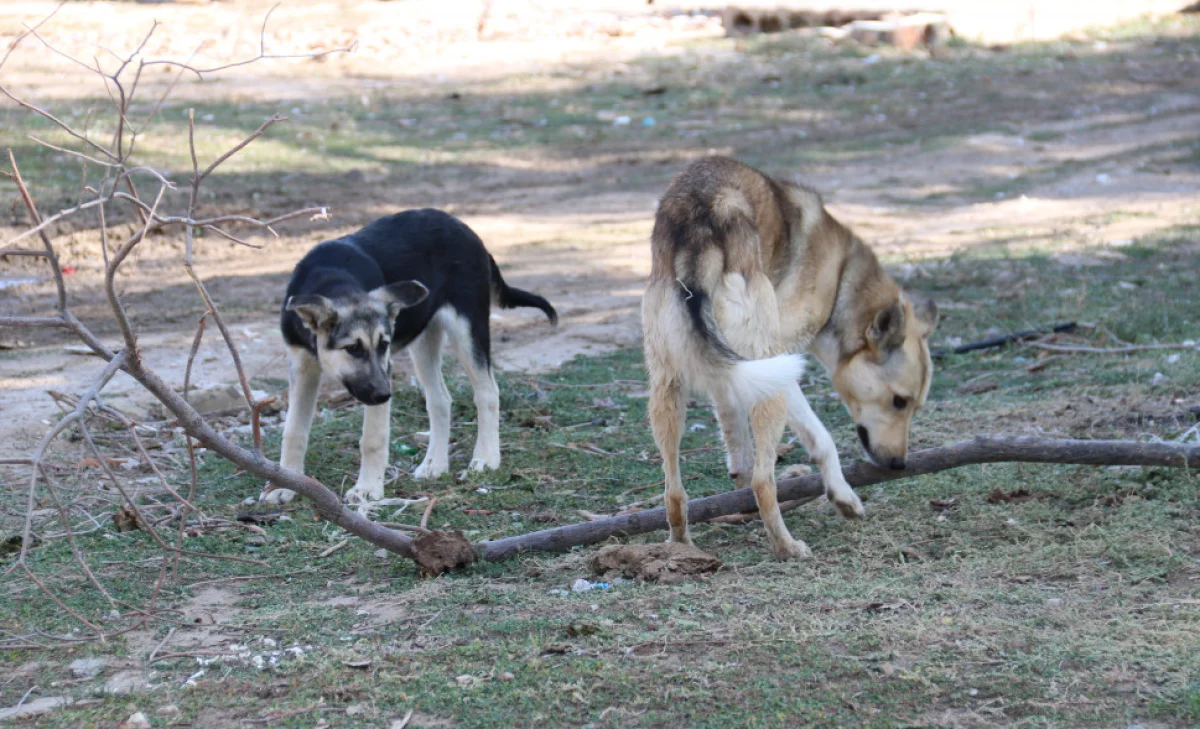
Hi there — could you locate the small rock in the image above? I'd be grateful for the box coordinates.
[1045,598,1063,608]
[105,670,150,695]
[1151,372,1169,386]
[123,711,151,729]
[69,657,107,678]
[0,696,68,721]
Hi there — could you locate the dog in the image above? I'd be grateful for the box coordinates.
[642,157,937,560]
[262,208,557,505]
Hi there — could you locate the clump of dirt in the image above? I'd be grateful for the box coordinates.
[590,543,722,584]
[411,530,477,577]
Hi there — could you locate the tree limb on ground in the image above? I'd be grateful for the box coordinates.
[477,436,1199,561]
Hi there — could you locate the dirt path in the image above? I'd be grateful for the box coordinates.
[2,1,1198,458]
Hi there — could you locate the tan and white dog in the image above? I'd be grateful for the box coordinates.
[642,157,937,560]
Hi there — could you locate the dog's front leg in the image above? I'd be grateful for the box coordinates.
[263,348,320,504]
[410,325,451,480]
[345,400,391,503]
[784,383,864,519]
[749,393,813,560]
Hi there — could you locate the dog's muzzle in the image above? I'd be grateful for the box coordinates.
[347,382,392,406]
[857,425,906,470]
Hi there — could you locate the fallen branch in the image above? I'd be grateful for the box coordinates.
[477,436,1199,561]
[930,322,1076,357]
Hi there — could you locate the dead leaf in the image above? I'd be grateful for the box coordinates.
[343,659,373,670]
[236,511,281,525]
[565,622,601,638]
[541,642,573,655]
[929,497,958,512]
[111,507,142,533]
[986,487,1035,504]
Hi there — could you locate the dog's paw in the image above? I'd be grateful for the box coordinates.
[832,494,865,519]
[260,487,296,505]
[345,481,384,504]
[667,530,694,547]
[413,458,448,480]
[770,537,813,561]
[827,483,865,520]
[468,454,500,472]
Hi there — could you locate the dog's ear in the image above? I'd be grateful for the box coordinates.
[866,300,906,354]
[370,280,429,320]
[906,293,938,340]
[287,295,337,333]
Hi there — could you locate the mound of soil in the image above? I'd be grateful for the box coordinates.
[590,543,721,584]
[412,530,477,577]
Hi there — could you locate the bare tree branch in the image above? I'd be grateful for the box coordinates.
[477,436,1200,561]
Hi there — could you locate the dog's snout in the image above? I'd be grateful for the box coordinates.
[856,425,870,450]
[888,457,906,471]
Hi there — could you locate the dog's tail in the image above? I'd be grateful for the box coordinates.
[489,255,558,326]
[681,281,804,408]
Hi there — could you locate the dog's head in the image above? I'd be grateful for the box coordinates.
[831,293,937,470]
[286,281,428,405]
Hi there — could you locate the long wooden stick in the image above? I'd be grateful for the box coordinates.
[477,436,1199,561]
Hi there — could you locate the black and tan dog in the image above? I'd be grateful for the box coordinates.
[263,208,557,505]
[643,157,937,559]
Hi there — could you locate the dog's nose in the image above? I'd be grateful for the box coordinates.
[888,457,906,471]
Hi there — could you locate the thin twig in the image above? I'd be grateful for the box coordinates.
[420,497,438,531]
[1027,341,1198,355]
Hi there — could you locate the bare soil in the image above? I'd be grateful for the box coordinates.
[1,2,1198,453]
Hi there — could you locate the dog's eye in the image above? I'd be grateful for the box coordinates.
[893,395,909,410]
[345,342,365,357]
[376,340,389,354]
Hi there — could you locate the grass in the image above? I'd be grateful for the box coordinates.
[4,221,1199,728]
[2,9,1200,728]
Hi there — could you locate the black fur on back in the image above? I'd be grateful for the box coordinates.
[282,208,557,367]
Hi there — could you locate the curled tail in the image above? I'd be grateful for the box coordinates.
[489,255,558,326]
[682,281,804,407]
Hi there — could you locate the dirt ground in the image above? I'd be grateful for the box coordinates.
[3,1,1197,461]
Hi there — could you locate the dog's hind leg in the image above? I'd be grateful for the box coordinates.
[443,311,500,472]
[785,384,864,519]
[649,373,691,545]
[345,400,391,503]
[263,346,321,504]
[713,390,752,490]
[409,313,452,480]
